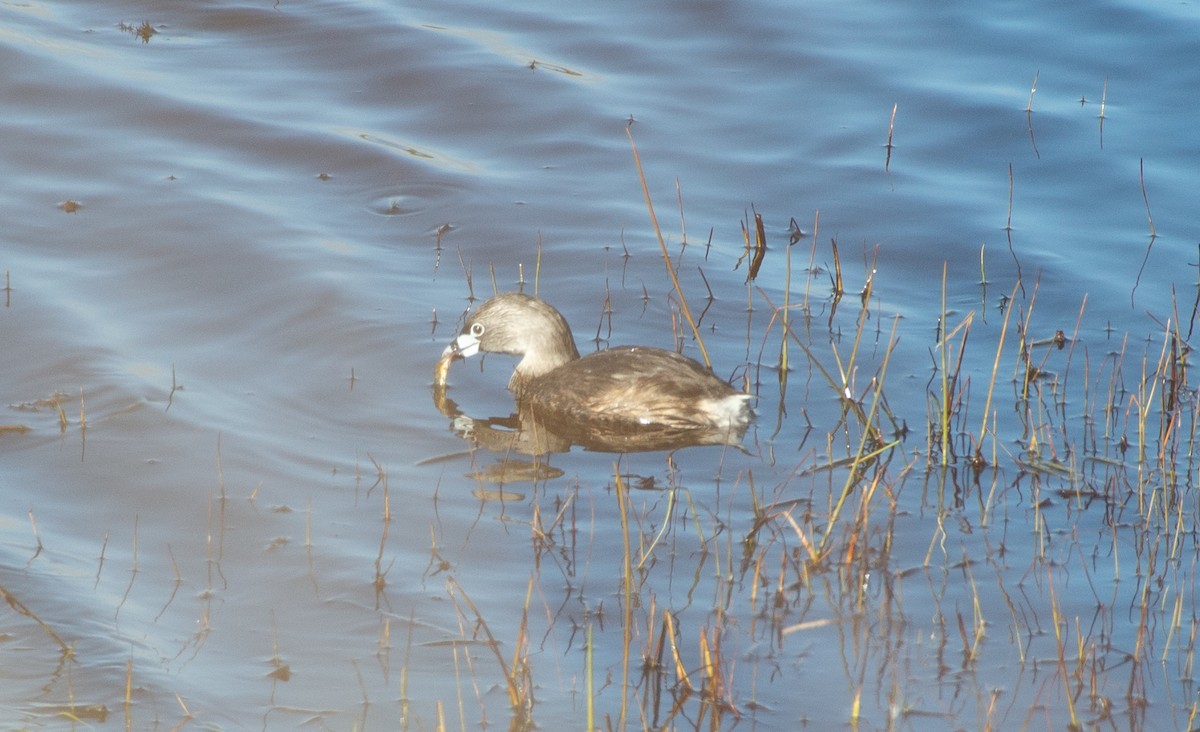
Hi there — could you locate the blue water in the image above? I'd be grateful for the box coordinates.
[2,0,1198,728]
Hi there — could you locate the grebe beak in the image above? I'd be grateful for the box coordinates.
[443,331,480,359]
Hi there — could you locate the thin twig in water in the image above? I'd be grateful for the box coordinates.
[885,102,897,172]
[166,363,178,411]
[27,509,43,561]
[445,576,525,710]
[625,128,710,368]
[1098,76,1108,149]
[1005,163,1014,232]
[0,584,70,652]
[1025,70,1040,158]
[747,208,767,282]
[535,231,543,298]
[676,178,688,246]
[1131,157,1158,305]
[1140,157,1156,239]
[1188,244,1200,341]
[1004,163,1025,296]
[830,238,843,296]
[456,245,474,301]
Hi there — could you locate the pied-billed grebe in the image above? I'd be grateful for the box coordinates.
[440,292,753,443]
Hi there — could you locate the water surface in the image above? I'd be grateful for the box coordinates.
[2,0,1199,729]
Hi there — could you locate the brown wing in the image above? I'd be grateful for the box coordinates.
[525,346,742,431]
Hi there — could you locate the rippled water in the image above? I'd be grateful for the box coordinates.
[2,0,1199,729]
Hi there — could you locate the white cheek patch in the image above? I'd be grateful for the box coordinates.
[452,332,481,358]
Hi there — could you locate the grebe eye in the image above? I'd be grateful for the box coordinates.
[470,323,485,337]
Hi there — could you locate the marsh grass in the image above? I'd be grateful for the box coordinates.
[397,183,1200,731]
[13,232,1200,732]
[12,175,1200,731]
